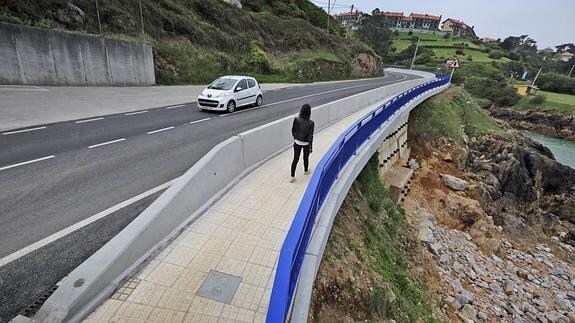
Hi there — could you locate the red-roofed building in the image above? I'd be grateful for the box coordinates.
[441,18,477,38]
[333,10,364,29]
[371,10,441,31]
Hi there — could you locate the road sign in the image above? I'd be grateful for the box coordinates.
[448,59,460,69]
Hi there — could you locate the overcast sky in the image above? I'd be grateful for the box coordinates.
[322,0,574,48]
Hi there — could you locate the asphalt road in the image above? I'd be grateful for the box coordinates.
[0,71,417,322]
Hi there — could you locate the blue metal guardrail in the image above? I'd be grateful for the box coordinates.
[266,74,450,322]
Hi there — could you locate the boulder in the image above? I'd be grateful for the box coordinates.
[441,174,468,191]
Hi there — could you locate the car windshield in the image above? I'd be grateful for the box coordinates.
[207,78,236,90]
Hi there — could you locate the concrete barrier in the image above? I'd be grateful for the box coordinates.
[289,82,450,322]
[32,70,436,323]
[0,22,155,86]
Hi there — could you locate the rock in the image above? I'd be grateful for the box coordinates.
[443,153,453,162]
[455,289,475,309]
[504,279,515,295]
[418,224,434,243]
[222,0,242,8]
[555,295,571,311]
[546,312,570,323]
[460,304,478,321]
[478,311,488,321]
[565,313,575,323]
[441,174,468,191]
[428,243,441,256]
[517,270,530,280]
[408,158,420,171]
[567,291,575,301]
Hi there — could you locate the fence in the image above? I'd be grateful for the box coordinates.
[266,73,451,322]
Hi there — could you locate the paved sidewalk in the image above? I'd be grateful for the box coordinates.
[83,101,380,323]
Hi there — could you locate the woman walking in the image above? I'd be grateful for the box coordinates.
[290,104,314,183]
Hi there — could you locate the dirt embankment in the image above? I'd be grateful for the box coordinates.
[403,93,575,322]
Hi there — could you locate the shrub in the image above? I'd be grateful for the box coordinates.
[443,33,450,39]
[467,55,473,61]
[529,94,547,105]
[537,73,575,95]
[393,30,399,36]
[244,42,271,73]
[407,31,413,35]
[504,51,521,61]
[455,49,464,55]
[488,50,504,59]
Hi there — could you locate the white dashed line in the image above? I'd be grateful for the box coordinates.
[0,155,55,172]
[2,126,47,135]
[75,117,105,124]
[0,179,174,268]
[88,138,126,149]
[147,126,175,134]
[125,110,149,116]
[165,104,186,109]
[189,118,211,125]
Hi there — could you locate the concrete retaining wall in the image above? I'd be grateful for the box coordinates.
[32,70,436,323]
[289,81,450,322]
[0,23,155,86]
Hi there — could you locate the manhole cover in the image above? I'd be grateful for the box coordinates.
[196,270,242,304]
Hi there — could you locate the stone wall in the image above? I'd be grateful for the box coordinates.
[0,23,155,86]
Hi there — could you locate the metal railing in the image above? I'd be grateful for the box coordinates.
[266,74,450,323]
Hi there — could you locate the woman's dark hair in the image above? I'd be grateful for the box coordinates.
[299,104,311,120]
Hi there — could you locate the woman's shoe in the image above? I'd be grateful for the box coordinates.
[290,177,295,183]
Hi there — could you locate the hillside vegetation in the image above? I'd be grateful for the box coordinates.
[0,0,383,84]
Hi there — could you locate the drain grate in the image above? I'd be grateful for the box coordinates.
[196,270,242,304]
[19,284,59,318]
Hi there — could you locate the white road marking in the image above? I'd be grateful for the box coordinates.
[0,155,55,172]
[125,110,149,116]
[147,126,175,134]
[0,180,174,268]
[0,85,48,92]
[2,126,47,135]
[88,138,126,149]
[189,118,211,125]
[75,117,105,124]
[165,104,186,109]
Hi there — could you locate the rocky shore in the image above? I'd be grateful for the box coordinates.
[489,107,575,143]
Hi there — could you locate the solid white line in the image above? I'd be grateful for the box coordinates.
[125,110,149,116]
[189,118,211,125]
[0,180,174,268]
[165,104,186,109]
[75,117,105,124]
[147,126,175,134]
[88,138,126,149]
[0,155,55,172]
[2,126,47,135]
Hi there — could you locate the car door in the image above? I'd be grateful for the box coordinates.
[246,78,258,104]
[234,79,249,107]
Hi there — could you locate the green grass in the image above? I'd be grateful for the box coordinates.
[410,89,506,141]
[516,91,575,114]
[358,155,438,323]
[298,49,343,64]
[392,31,509,63]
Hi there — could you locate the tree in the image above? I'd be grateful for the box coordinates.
[556,43,575,53]
[358,16,392,56]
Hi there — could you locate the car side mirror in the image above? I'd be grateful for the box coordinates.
[235,87,242,92]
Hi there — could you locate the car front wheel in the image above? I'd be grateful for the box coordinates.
[255,95,263,107]
[227,100,236,113]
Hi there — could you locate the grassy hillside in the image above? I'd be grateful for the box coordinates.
[0,0,383,84]
[389,32,510,66]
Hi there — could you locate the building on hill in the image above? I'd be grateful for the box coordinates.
[333,11,364,30]
[481,37,498,43]
[370,9,442,32]
[441,18,477,38]
[558,51,575,62]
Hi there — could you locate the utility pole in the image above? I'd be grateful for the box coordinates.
[326,0,330,34]
[531,67,542,86]
[138,0,145,37]
[569,64,574,78]
[95,0,102,36]
[410,37,420,70]
[346,4,354,39]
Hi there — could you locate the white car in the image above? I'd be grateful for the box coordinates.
[197,76,263,113]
